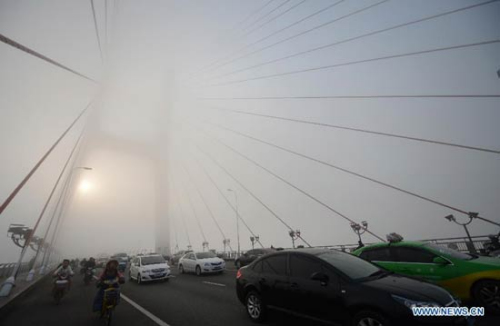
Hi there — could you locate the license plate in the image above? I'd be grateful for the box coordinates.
[154,273,164,277]
[213,267,221,270]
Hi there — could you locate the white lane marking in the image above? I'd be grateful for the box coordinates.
[202,281,226,287]
[121,294,171,326]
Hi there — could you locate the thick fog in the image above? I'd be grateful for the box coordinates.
[1,0,499,264]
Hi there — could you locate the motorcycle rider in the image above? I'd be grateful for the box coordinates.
[83,257,97,284]
[85,257,96,269]
[53,259,74,291]
[92,259,125,313]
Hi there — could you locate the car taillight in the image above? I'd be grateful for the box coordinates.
[236,269,242,279]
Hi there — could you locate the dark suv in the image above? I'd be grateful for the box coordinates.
[236,249,465,325]
[235,248,276,269]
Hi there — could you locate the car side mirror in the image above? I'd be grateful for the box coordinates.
[311,272,329,284]
[433,257,449,265]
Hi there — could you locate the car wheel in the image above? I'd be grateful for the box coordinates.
[179,265,184,274]
[137,274,142,285]
[473,280,500,314]
[235,260,241,269]
[352,310,391,326]
[195,265,201,276]
[245,290,266,322]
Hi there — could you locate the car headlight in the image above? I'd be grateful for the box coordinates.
[392,295,440,309]
[204,263,210,266]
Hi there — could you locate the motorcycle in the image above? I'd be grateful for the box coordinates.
[53,273,70,305]
[84,267,95,285]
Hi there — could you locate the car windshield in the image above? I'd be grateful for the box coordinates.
[196,252,216,259]
[425,243,473,260]
[317,251,382,281]
[141,256,165,265]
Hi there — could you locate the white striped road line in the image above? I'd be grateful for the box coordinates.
[202,281,226,287]
[121,294,171,326]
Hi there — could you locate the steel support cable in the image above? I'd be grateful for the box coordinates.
[200,0,344,76]
[30,131,85,269]
[238,0,276,28]
[43,126,88,265]
[207,107,500,155]
[180,157,235,252]
[207,0,497,81]
[200,0,388,80]
[202,119,483,221]
[193,142,312,247]
[0,33,97,82]
[198,94,500,100]
[0,101,93,215]
[183,0,277,79]
[40,162,75,267]
[240,0,308,39]
[208,39,500,87]
[176,164,208,243]
[105,0,108,52]
[89,0,103,63]
[168,176,192,248]
[240,0,292,34]
[180,161,227,241]
[190,122,384,243]
[189,151,264,249]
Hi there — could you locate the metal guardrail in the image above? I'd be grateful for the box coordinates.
[312,235,492,253]
[0,263,29,279]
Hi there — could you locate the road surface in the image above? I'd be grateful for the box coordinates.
[0,267,498,325]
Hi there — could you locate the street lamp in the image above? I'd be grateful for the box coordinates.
[444,214,477,254]
[223,238,230,256]
[250,236,259,249]
[350,221,369,249]
[202,241,209,251]
[227,189,240,258]
[289,230,301,248]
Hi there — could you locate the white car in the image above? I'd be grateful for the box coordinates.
[178,252,226,276]
[129,254,171,284]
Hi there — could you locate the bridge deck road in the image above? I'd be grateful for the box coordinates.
[1,267,498,326]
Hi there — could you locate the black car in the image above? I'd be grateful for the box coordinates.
[236,249,465,325]
[235,249,276,269]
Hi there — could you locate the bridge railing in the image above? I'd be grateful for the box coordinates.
[0,263,30,280]
[315,235,491,253]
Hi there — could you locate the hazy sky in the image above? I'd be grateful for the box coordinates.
[1,0,499,263]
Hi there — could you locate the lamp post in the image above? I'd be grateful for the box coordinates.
[202,241,209,251]
[289,230,301,248]
[250,236,259,249]
[350,221,368,249]
[444,214,477,254]
[227,189,240,258]
[223,238,230,256]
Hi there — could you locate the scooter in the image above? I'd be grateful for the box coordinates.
[84,267,95,285]
[53,273,70,305]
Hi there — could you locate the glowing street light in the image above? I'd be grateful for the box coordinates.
[79,180,92,193]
